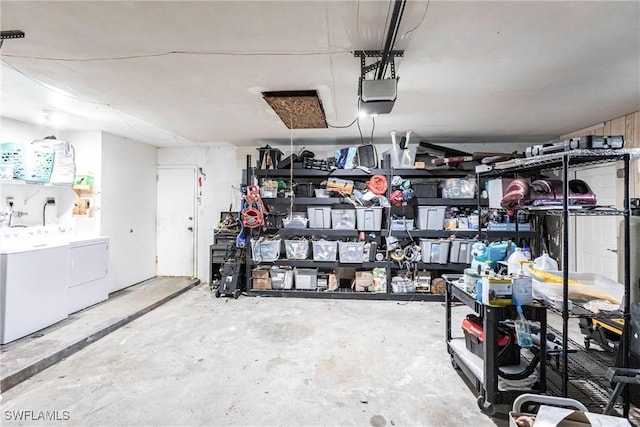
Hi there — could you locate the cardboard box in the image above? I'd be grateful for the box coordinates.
[352,271,373,292]
[509,405,631,427]
[252,278,272,289]
[252,269,272,289]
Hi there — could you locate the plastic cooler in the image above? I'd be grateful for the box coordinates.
[356,206,383,231]
[307,206,331,229]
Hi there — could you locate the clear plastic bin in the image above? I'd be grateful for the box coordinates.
[331,209,356,229]
[338,241,365,263]
[251,239,281,262]
[284,240,310,260]
[312,240,338,262]
[270,268,293,290]
[295,268,318,290]
[283,212,308,229]
[390,218,414,230]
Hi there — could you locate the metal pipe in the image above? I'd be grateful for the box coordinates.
[562,155,569,397]
[622,154,631,417]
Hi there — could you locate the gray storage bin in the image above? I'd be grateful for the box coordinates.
[356,206,383,231]
[307,206,332,229]
[417,206,446,230]
[449,239,475,264]
[420,238,450,264]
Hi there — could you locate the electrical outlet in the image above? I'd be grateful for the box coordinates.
[46,197,56,205]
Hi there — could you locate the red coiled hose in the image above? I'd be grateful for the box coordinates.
[367,175,388,195]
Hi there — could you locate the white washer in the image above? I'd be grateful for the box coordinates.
[0,239,70,344]
[68,236,109,314]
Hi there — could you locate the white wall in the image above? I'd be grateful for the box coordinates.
[157,144,251,282]
[0,117,75,228]
[101,132,157,292]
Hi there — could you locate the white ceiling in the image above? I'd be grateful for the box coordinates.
[1,1,639,148]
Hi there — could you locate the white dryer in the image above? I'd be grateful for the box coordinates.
[0,238,70,344]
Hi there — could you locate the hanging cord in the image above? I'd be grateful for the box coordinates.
[369,115,376,144]
[289,114,294,217]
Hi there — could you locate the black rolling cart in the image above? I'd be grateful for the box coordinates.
[446,280,548,415]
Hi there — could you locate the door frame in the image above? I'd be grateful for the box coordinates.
[157,165,198,277]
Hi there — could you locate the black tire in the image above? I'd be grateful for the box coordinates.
[451,355,459,370]
[584,338,590,350]
[477,395,496,416]
[214,288,221,298]
[233,289,241,299]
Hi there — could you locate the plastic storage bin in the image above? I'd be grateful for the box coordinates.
[331,209,356,229]
[282,212,308,229]
[295,268,318,290]
[312,240,338,262]
[449,239,475,264]
[338,241,365,263]
[270,268,293,290]
[356,206,383,231]
[250,239,281,262]
[416,206,446,230]
[390,218,414,230]
[420,238,451,264]
[307,206,332,229]
[284,240,310,260]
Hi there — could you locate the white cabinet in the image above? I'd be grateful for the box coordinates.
[68,237,109,314]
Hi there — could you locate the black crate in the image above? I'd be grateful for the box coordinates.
[294,183,315,198]
[413,183,439,198]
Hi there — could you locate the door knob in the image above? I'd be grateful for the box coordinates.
[188,227,193,231]
[188,216,193,221]
[607,248,618,253]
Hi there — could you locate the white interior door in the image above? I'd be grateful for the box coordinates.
[157,167,196,277]
[574,164,618,280]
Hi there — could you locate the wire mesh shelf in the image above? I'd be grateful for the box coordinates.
[481,148,640,177]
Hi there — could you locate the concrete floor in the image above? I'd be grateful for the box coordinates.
[0,284,499,427]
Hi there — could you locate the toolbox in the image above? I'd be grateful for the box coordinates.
[462,314,520,366]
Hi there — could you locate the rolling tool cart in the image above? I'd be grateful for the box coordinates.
[445,279,548,416]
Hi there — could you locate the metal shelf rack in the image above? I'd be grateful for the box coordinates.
[477,148,640,417]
